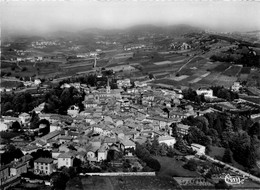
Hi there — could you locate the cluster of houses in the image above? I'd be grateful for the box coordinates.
[170,42,191,51]
[31,41,61,49]
[1,77,259,189]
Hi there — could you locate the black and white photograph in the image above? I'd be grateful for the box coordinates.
[1,0,260,189]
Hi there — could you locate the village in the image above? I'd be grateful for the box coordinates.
[1,69,260,189]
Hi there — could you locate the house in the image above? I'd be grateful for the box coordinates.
[67,105,80,117]
[0,165,10,186]
[0,122,8,132]
[176,124,190,137]
[87,146,99,162]
[196,88,213,98]
[19,113,31,124]
[191,143,206,155]
[181,42,191,50]
[59,135,73,144]
[231,82,242,92]
[34,79,41,86]
[2,116,21,124]
[57,152,75,168]
[10,161,27,177]
[34,157,54,175]
[121,138,135,156]
[117,79,131,88]
[158,136,176,147]
[33,102,46,114]
[97,144,108,162]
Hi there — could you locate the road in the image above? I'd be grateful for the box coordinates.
[204,155,260,184]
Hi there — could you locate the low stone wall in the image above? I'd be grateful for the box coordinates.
[80,172,156,177]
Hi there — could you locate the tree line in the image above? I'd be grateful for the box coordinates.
[174,112,260,170]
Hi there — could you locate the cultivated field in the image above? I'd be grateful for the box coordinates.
[222,65,242,77]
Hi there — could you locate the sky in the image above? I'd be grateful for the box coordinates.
[1,1,260,35]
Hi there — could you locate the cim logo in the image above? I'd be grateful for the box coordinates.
[221,173,248,185]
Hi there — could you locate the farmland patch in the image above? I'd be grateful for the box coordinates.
[222,65,242,76]
[153,61,172,65]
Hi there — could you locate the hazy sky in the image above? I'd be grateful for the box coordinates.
[1,1,260,34]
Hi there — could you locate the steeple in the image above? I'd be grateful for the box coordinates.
[93,55,97,68]
[106,77,111,94]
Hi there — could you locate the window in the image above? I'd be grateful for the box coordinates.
[46,167,48,170]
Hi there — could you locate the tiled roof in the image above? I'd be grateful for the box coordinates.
[34,157,54,164]
[57,151,75,158]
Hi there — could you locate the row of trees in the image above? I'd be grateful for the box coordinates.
[210,51,260,68]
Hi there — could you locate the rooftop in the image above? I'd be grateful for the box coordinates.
[34,157,54,164]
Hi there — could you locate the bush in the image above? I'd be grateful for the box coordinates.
[183,159,198,171]
[144,157,161,171]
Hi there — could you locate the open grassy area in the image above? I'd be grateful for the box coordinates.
[155,156,199,177]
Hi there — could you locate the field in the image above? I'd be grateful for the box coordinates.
[210,62,230,72]
[1,60,61,79]
[222,65,242,76]
[66,176,180,190]
[239,67,251,74]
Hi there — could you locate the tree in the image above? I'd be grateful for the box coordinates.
[30,112,40,129]
[38,119,50,136]
[1,145,24,165]
[224,114,233,132]
[51,172,69,190]
[170,123,178,138]
[135,143,150,160]
[248,122,260,139]
[215,179,232,189]
[222,148,232,163]
[150,137,160,156]
[11,121,21,132]
[148,73,154,79]
[159,143,168,156]
[144,157,161,171]
[183,159,198,171]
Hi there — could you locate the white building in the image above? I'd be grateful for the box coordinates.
[97,144,108,162]
[117,79,131,88]
[231,82,242,92]
[196,88,213,98]
[19,113,31,124]
[34,79,41,86]
[67,105,80,117]
[191,143,206,155]
[34,157,54,175]
[0,122,8,131]
[158,136,176,147]
[57,152,75,168]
